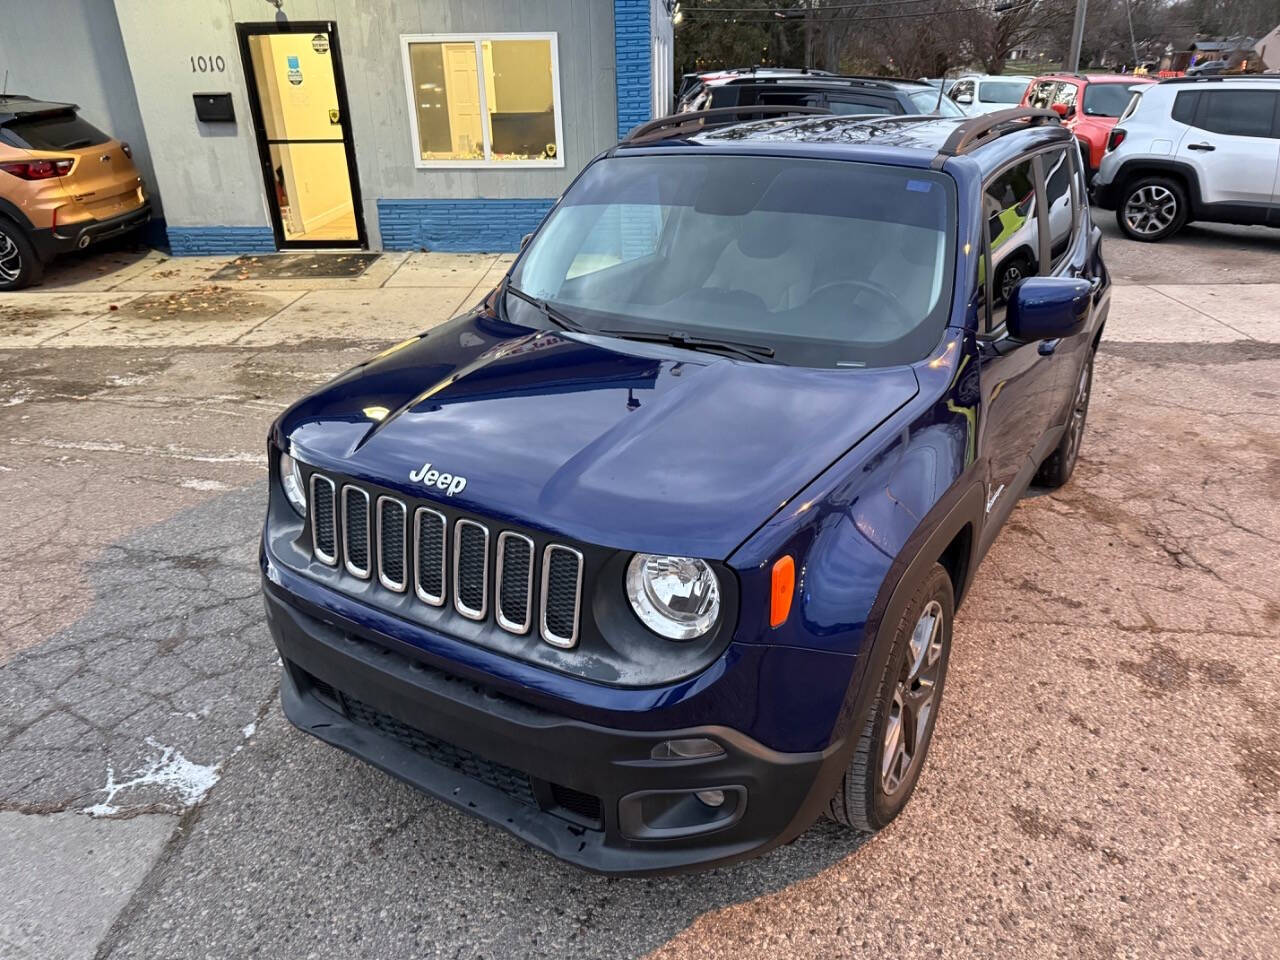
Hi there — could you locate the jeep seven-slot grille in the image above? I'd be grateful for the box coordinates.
[307,473,584,650]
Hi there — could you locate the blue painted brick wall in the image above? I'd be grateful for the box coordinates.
[614,0,653,139]
[377,198,555,253]
[166,226,275,256]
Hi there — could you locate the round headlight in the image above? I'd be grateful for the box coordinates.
[279,451,306,515]
[625,554,721,640]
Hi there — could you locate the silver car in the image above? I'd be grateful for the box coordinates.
[1091,76,1280,242]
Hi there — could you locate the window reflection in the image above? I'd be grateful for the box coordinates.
[984,159,1040,326]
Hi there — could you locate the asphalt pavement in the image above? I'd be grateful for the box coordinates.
[1,229,1278,959]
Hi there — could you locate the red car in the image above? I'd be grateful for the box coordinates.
[1021,74,1156,177]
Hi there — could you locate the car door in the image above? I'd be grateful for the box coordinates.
[1174,88,1280,208]
[1035,144,1099,426]
[975,156,1057,543]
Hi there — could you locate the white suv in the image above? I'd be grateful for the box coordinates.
[1092,77,1280,242]
[947,75,1033,115]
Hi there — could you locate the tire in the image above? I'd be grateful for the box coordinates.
[1035,348,1094,488]
[1115,175,1188,242]
[827,563,954,833]
[0,218,43,291]
[995,252,1032,305]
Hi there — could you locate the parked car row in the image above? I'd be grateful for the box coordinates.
[674,67,1280,245]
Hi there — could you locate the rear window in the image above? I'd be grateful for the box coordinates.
[979,81,1028,104]
[0,111,110,151]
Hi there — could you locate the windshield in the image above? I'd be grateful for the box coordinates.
[509,155,956,368]
[979,81,1028,104]
[909,90,965,117]
[1082,83,1137,117]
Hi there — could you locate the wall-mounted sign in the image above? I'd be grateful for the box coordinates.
[286,54,302,86]
[312,34,329,54]
[329,108,340,124]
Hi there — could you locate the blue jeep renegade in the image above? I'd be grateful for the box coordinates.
[261,106,1109,875]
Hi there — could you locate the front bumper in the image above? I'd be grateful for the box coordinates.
[1089,177,1121,211]
[263,581,847,875]
[30,200,152,261]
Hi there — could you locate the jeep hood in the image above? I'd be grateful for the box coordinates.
[280,311,919,558]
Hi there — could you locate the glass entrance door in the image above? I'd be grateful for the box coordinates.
[238,22,365,248]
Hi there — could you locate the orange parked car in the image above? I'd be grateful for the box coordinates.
[0,95,151,290]
[1021,74,1156,179]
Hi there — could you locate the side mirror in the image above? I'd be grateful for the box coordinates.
[520,233,533,250]
[1050,102,1070,118]
[955,92,973,105]
[1006,276,1092,341]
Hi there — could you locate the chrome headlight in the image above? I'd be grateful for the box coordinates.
[625,554,721,640]
[279,451,306,515]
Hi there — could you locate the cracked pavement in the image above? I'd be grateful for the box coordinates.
[1,222,1278,959]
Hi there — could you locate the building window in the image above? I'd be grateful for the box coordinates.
[401,33,564,168]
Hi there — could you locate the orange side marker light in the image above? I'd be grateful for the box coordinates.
[770,555,795,628]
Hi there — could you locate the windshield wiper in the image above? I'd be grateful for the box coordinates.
[504,283,589,334]
[598,328,775,364]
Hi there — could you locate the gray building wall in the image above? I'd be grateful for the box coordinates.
[0,0,163,219]
[111,0,621,250]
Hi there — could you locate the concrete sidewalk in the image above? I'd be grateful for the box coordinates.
[4,245,1279,351]
[0,249,513,349]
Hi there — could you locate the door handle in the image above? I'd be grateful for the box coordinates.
[1187,142,1215,151]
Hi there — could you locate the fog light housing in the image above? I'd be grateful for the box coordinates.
[651,738,723,761]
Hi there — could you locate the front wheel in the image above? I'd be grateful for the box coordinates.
[827,563,954,833]
[1116,176,1187,242]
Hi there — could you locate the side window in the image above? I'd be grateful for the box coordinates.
[1041,148,1076,268]
[1027,81,1057,108]
[1171,91,1199,124]
[1053,83,1079,110]
[1193,90,1278,138]
[982,159,1040,330]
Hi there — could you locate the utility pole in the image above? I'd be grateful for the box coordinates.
[804,1,813,70]
[1067,0,1089,73]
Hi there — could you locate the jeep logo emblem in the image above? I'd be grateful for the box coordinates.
[409,462,467,497]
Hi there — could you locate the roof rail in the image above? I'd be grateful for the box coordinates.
[932,108,1060,165]
[1158,74,1276,84]
[621,105,832,144]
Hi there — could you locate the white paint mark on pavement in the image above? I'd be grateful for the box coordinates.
[82,738,221,817]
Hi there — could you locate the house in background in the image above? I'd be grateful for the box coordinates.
[1257,24,1280,72]
[0,0,673,255]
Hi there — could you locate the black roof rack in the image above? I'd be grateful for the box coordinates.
[1158,74,1276,84]
[932,108,1060,165]
[621,105,833,144]
[721,73,928,91]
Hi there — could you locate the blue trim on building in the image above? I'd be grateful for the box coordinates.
[166,226,275,256]
[377,198,555,253]
[614,0,653,139]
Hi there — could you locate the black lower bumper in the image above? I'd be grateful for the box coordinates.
[31,201,151,261]
[1090,179,1121,211]
[263,583,847,875]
